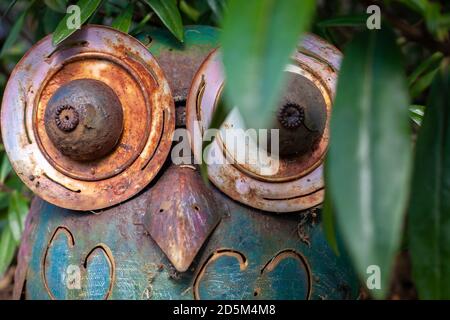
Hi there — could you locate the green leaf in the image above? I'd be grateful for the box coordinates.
[7,191,29,244]
[221,0,315,130]
[142,0,184,42]
[0,9,28,58]
[408,52,443,87]
[409,105,425,126]
[207,0,227,22]
[44,0,68,13]
[327,28,412,299]
[317,14,368,28]
[0,193,9,211]
[323,189,339,255]
[180,0,201,22]
[111,3,134,33]
[0,226,17,278]
[1,0,19,18]
[0,154,12,184]
[199,99,231,183]
[410,67,439,98]
[409,67,450,299]
[52,0,103,46]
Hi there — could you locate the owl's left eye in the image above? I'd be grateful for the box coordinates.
[0,26,175,211]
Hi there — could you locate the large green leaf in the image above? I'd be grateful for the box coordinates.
[7,191,29,244]
[142,0,184,42]
[0,226,16,278]
[409,67,450,299]
[207,0,227,22]
[111,3,134,33]
[0,8,29,58]
[52,0,102,46]
[220,0,315,130]
[327,28,412,298]
[0,154,12,184]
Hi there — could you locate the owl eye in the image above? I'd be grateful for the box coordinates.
[186,34,341,213]
[0,26,175,211]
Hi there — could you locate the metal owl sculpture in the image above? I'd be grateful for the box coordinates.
[0,25,358,300]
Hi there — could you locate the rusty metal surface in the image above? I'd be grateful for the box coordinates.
[44,79,124,161]
[143,165,222,272]
[139,26,220,103]
[1,25,175,210]
[186,34,342,212]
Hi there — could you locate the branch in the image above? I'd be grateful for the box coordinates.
[364,0,450,56]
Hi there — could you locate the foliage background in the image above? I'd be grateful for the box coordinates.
[0,0,449,299]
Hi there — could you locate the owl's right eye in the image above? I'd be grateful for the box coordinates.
[186,34,341,213]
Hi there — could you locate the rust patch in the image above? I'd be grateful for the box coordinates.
[143,165,222,272]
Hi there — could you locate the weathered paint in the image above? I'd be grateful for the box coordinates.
[16,169,358,299]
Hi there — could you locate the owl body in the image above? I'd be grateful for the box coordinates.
[11,26,358,300]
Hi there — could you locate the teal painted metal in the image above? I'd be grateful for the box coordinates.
[17,178,358,300]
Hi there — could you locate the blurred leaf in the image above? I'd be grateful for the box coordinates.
[180,0,201,22]
[396,0,429,14]
[199,99,231,183]
[221,0,315,130]
[142,0,184,42]
[5,174,26,193]
[323,187,339,255]
[0,154,12,184]
[111,3,134,33]
[43,7,65,35]
[7,191,28,244]
[130,12,153,35]
[409,67,450,299]
[408,52,443,86]
[424,2,448,41]
[410,67,439,98]
[317,14,368,28]
[207,0,227,22]
[0,7,30,58]
[0,193,9,211]
[2,0,19,18]
[409,105,425,126]
[327,28,411,299]
[0,226,16,278]
[44,0,68,13]
[52,0,103,46]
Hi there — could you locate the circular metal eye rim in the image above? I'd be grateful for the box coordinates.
[186,34,341,212]
[1,25,175,211]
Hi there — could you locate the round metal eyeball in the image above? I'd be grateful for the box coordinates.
[0,25,175,211]
[186,34,342,212]
[45,79,124,161]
